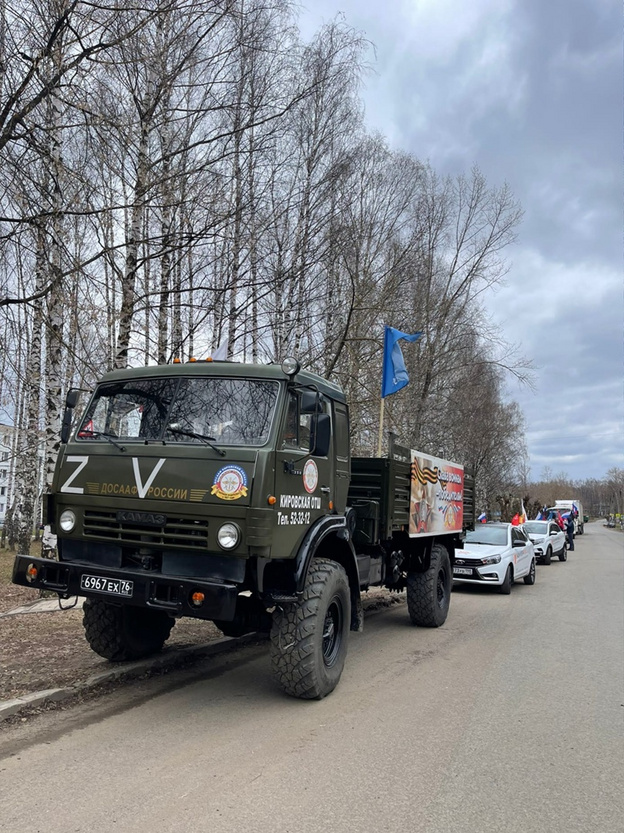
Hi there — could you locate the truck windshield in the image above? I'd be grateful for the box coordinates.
[77,377,279,446]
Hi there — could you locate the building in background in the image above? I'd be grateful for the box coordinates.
[0,423,14,527]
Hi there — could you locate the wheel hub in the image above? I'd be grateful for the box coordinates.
[437,570,447,606]
[322,597,343,667]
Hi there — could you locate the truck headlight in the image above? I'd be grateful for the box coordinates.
[481,554,501,565]
[59,509,76,533]
[217,523,241,550]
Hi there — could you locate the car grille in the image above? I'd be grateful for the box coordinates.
[83,510,209,550]
[456,557,489,567]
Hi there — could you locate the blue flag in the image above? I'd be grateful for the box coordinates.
[381,326,423,398]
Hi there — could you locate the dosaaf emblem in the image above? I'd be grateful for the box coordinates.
[211,466,248,501]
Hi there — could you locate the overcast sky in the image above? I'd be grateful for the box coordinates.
[299,0,623,482]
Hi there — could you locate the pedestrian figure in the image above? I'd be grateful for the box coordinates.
[565,513,575,551]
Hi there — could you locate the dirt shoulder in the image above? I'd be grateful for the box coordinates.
[0,547,228,702]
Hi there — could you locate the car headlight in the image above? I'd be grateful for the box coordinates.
[217,522,241,550]
[481,554,501,565]
[59,509,76,533]
[534,536,545,544]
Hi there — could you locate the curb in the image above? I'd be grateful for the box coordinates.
[0,597,84,618]
[0,632,264,722]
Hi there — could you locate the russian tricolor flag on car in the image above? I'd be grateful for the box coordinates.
[477,511,487,523]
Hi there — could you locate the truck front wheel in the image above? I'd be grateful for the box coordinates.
[407,543,452,627]
[270,558,351,700]
[82,599,175,661]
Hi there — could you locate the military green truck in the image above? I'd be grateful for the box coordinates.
[13,358,474,699]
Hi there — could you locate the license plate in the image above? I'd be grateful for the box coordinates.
[80,574,134,597]
[453,567,473,576]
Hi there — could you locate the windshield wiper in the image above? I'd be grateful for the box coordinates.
[167,426,225,456]
[78,430,126,452]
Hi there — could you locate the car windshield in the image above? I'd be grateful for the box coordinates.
[464,526,508,546]
[523,521,549,534]
[77,377,279,446]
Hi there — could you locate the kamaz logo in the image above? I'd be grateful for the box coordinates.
[116,510,167,527]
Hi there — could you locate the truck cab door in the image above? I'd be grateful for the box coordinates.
[273,390,335,555]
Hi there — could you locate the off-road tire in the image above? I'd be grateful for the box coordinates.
[83,599,175,661]
[406,543,452,627]
[559,546,568,562]
[523,558,536,585]
[270,558,350,700]
[499,565,513,595]
[543,546,552,565]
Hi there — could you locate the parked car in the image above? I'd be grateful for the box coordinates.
[453,522,536,594]
[522,520,567,564]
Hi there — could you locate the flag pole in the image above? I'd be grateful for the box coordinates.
[377,396,385,457]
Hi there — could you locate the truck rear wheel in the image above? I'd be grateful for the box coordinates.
[407,543,451,627]
[82,599,175,661]
[270,558,350,700]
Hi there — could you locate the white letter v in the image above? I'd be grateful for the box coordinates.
[132,458,166,499]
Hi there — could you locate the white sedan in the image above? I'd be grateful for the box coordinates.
[453,522,536,594]
[522,520,567,564]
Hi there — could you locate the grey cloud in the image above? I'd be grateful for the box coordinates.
[299,0,622,481]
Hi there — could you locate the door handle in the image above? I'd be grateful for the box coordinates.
[320,487,330,493]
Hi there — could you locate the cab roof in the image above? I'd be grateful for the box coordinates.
[98,361,347,403]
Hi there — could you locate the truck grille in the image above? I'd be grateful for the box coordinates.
[83,510,209,550]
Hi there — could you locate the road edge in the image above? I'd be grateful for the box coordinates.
[0,633,263,722]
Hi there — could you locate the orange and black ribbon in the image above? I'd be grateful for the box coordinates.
[410,458,439,485]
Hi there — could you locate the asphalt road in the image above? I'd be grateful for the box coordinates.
[1,523,622,833]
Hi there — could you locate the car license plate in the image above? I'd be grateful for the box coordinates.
[453,567,473,576]
[80,574,134,597]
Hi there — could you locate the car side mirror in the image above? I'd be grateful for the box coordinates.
[310,412,330,457]
[512,539,525,548]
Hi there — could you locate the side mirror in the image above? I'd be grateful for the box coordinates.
[300,390,319,415]
[310,413,330,457]
[61,389,80,443]
[65,389,80,409]
[512,539,525,548]
[60,410,73,444]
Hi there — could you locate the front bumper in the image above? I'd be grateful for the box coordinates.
[12,555,238,621]
[452,562,506,585]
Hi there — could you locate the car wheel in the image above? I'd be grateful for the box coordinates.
[543,546,552,565]
[559,546,568,562]
[523,558,536,585]
[499,565,513,595]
